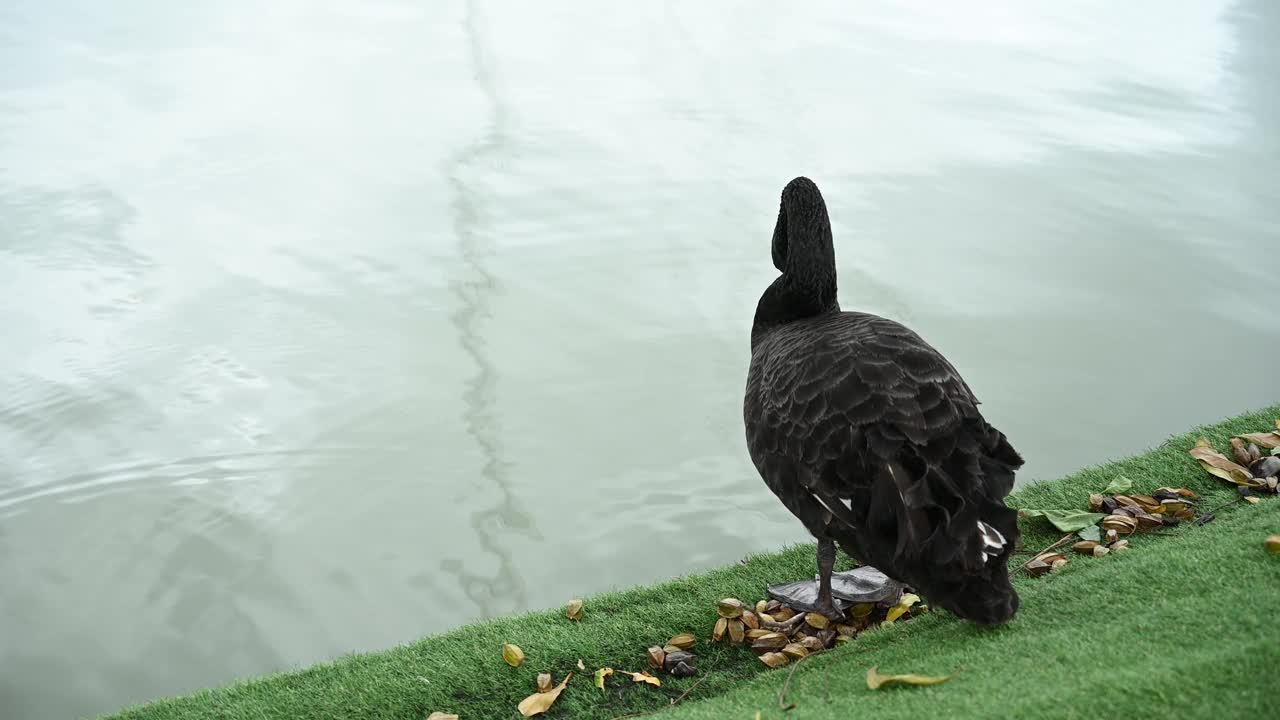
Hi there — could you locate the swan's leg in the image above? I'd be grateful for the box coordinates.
[815,537,842,620]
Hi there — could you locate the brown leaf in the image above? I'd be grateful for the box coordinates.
[517,673,571,717]
[759,652,789,668]
[727,618,746,645]
[667,633,696,650]
[741,611,760,630]
[782,643,809,660]
[594,667,613,691]
[717,598,746,619]
[1130,495,1161,513]
[1072,541,1099,555]
[536,673,552,693]
[427,713,459,720]
[566,599,584,621]
[1156,486,1199,499]
[1231,438,1253,466]
[751,632,789,652]
[1024,559,1052,577]
[1189,440,1260,486]
[1238,431,1280,450]
[712,617,728,642]
[1113,494,1140,508]
[1101,515,1137,536]
[866,666,959,690]
[621,671,661,687]
[646,647,665,669]
[502,644,525,668]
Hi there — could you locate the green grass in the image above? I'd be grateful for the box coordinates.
[105,406,1280,720]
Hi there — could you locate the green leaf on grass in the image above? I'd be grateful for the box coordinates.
[1103,476,1133,494]
[1021,509,1107,532]
[1077,525,1101,542]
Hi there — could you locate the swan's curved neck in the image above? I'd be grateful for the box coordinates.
[752,200,839,344]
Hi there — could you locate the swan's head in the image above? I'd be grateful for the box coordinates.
[903,507,1022,627]
[772,176,830,272]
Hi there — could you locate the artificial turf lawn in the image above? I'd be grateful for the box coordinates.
[104,406,1280,720]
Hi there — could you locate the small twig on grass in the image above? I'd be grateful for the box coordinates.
[778,652,813,711]
[669,674,709,707]
[1019,532,1074,574]
[610,670,711,719]
[1201,496,1244,518]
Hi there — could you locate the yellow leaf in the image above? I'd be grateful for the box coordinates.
[566,598,584,621]
[884,593,921,623]
[517,672,571,717]
[502,644,525,668]
[1188,442,1259,487]
[866,665,959,690]
[1265,535,1280,555]
[621,670,662,687]
[427,714,459,720]
[594,667,613,691]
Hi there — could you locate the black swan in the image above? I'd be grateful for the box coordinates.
[744,176,1024,626]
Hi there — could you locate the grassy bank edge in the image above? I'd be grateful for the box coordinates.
[104,404,1280,720]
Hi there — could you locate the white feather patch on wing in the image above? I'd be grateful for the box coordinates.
[978,520,1006,563]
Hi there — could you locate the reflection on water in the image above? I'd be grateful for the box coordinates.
[442,0,536,620]
[1,0,1278,717]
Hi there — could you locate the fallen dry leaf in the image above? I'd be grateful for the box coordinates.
[1231,438,1253,466]
[1266,535,1280,555]
[866,666,959,690]
[502,644,525,668]
[1189,439,1260,487]
[759,652,788,668]
[594,667,612,691]
[566,599,584,621]
[727,618,746,644]
[667,633,696,649]
[885,593,921,623]
[1244,496,1261,505]
[717,598,746,618]
[621,671,661,687]
[712,617,727,641]
[517,673,571,717]
[1238,431,1280,450]
[536,673,552,693]
[427,713,459,720]
[646,646,665,669]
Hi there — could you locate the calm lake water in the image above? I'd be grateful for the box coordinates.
[2,0,1278,717]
